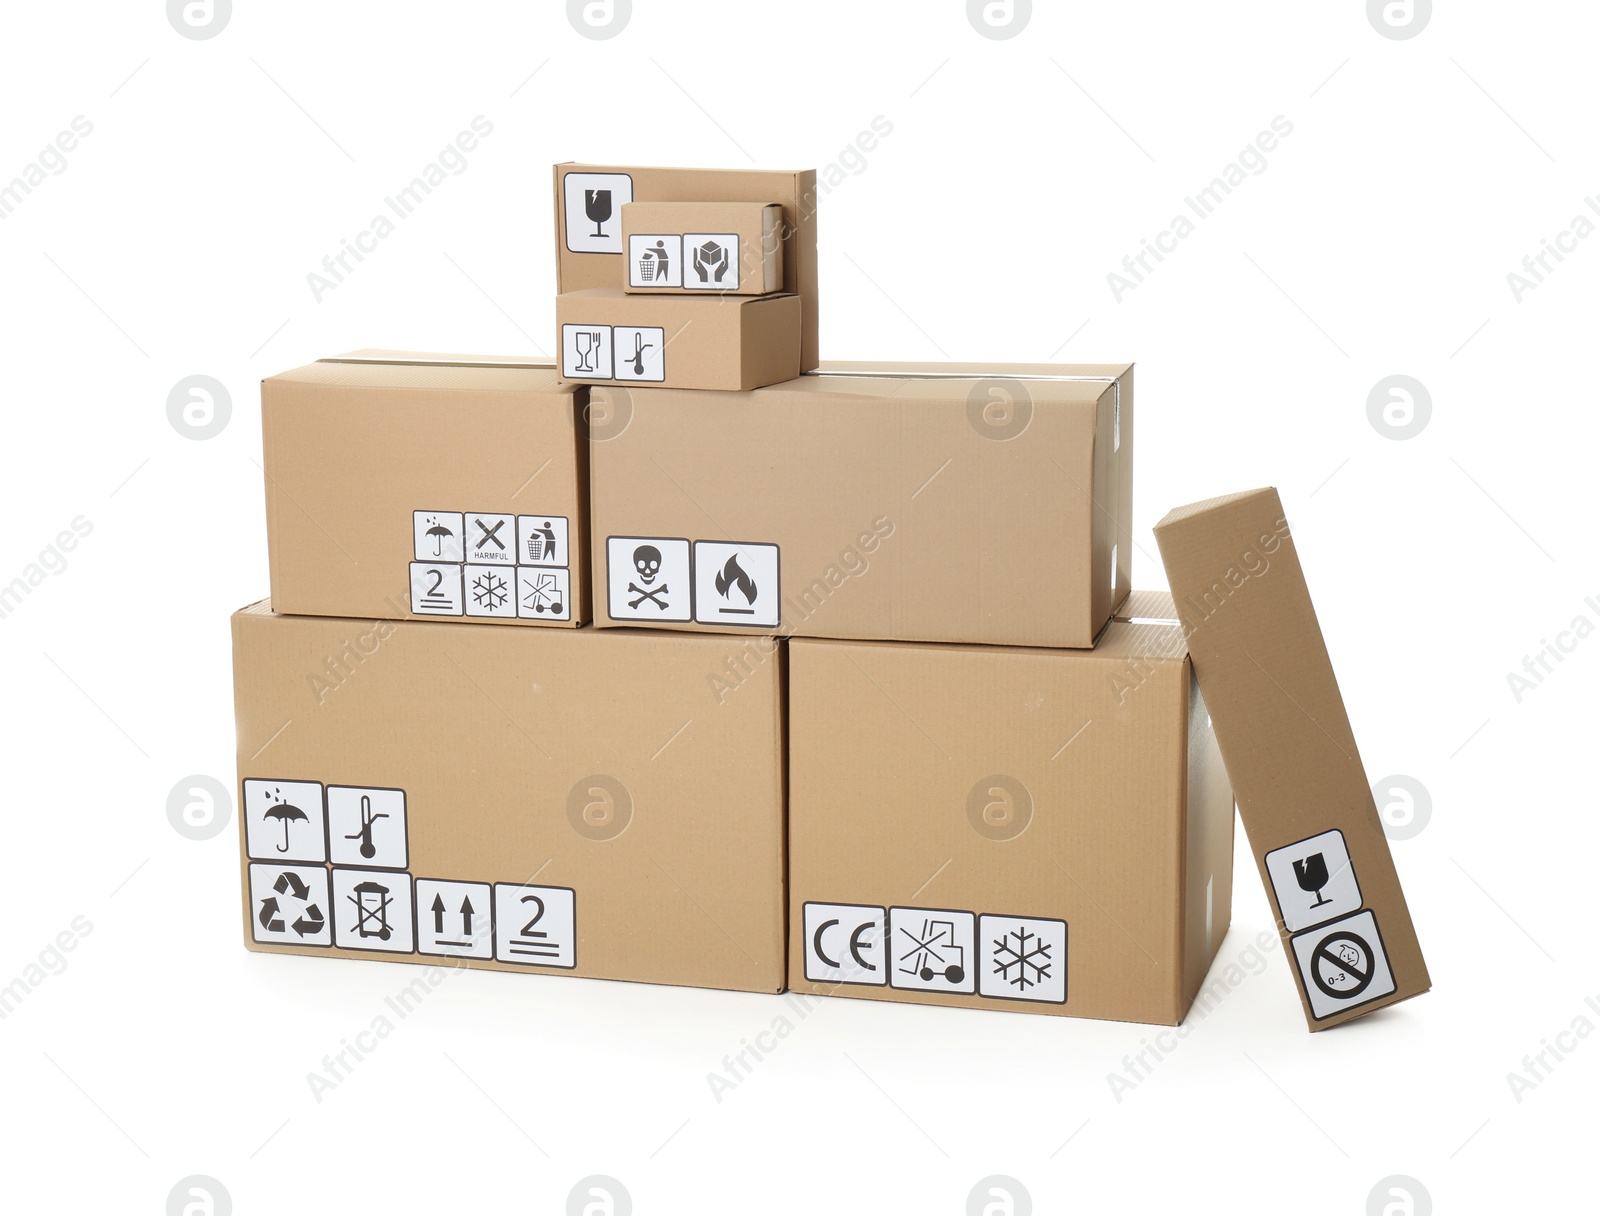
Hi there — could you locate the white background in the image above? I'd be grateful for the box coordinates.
[1,2,1593,1212]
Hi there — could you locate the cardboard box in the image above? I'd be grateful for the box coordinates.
[590,362,1132,648]
[786,607,1234,1023]
[557,287,801,391]
[553,163,819,370]
[1154,488,1430,1029]
[262,351,588,627]
[621,201,784,295]
[232,600,785,994]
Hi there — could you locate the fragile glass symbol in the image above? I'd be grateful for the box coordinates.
[573,330,602,373]
[1293,852,1333,908]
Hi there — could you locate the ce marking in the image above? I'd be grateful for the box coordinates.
[803,903,887,986]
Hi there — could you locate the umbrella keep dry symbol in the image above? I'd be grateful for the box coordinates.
[263,787,309,852]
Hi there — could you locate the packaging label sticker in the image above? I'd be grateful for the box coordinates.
[629,234,683,288]
[410,562,464,616]
[243,779,327,863]
[888,907,977,994]
[1265,829,1362,932]
[332,867,416,953]
[563,171,633,254]
[493,883,576,968]
[803,903,887,986]
[249,863,332,947]
[517,515,569,567]
[692,541,780,627]
[1290,909,1396,1019]
[414,511,465,563]
[607,536,692,622]
[517,567,571,620]
[415,878,493,959]
[978,914,1067,1004]
[465,512,517,565]
[326,786,408,869]
[612,325,666,383]
[562,323,614,379]
[683,233,739,289]
[465,565,517,618]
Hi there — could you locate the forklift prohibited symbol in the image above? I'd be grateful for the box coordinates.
[1308,929,1376,999]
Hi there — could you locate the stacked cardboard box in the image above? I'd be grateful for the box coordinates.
[236,163,1427,1030]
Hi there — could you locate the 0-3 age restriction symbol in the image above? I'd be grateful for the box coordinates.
[1309,929,1375,1000]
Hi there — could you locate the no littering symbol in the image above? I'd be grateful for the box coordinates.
[1310,929,1375,1000]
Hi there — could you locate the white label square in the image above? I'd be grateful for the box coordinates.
[517,567,571,620]
[414,511,464,562]
[607,536,691,622]
[563,171,632,253]
[1265,829,1362,932]
[517,515,569,567]
[243,779,326,863]
[494,884,576,968]
[326,786,408,869]
[612,326,666,383]
[888,908,976,994]
[410,563,464,616]
[979,914,1067,1004]
[562,324,612,380]
[1291,909,1396,1019]
[332,868,415,953]
[693,541,779,627]
[803,903,887,986]
[249,863,332,947]
[629,233,682,288]
[416,879,493,958]
[683,233,739,290]
[464,512,516,564]
[464,565,517,618]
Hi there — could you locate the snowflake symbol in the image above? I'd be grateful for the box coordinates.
[471,571,509,610]
[991,925,1053,990]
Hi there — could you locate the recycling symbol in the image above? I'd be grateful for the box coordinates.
[258,870,326,938]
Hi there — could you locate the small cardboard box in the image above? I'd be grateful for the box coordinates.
[553,163,819,370]
[557,287,801,392]
[786,604,1235,1024]
[621,201,784,295]
[232,600,786,994]
[590,362,1132,648]
[262,351,587,627]
[1154,487,1430,1029]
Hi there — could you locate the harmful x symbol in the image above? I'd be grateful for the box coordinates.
[474,518,506,551]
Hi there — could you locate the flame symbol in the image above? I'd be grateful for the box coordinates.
[715,554,757,604]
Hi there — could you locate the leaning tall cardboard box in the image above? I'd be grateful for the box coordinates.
[232,601,785,993]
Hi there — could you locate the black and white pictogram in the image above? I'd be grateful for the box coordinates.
[493,883,576,968]
[414,511,464,562]
[410,563,464,616]
[803,903,887,986]
[629,234,683,288]
[978,914,1067,1003]
[466,513,516,565]
[415,878,493,958]
[332,867,415,953]
[612,326,666,383]
[563,171,633,253]
[327,786,408,869]
[517,567,571,620]
[693,541,779,627]
[1265,829,1362,932]
[243,779,326,863]
[517,515,569,567]
[465,566,516,618]
[249,863,332,947]
[888,907,976,994]
[607,536,691,622]
[684,233,738,289]
[1290,909,1396,1019]
[562,325,614,379]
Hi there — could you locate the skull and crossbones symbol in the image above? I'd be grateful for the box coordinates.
[627,544,670,610]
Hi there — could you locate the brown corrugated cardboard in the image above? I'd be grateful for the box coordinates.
[232,600,785,994]
[621,201,783,295]
[786,612,1234,1023]
[1154,488,1430,1029]
[262,351,587,627]
[557,287,801,391]
[589,362,1132,648]
[553,163,819,369]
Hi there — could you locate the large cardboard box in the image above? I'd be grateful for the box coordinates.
[1155,488,1430,1029]
[232,600,785,993]
[786,604,1234,1024]
[553,163,820,370]
[556,287,801,391]
[621,200,785,295]
[589,362,1132,648]
[262,352,588,627]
